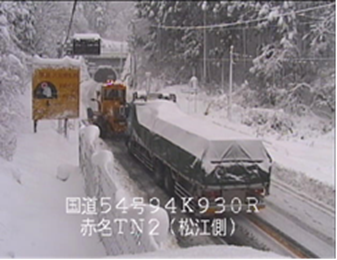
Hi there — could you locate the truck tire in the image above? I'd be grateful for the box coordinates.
[87,107,94,119]
[154,160,164,187]
[126,138,134,157]
[164,169,175,197]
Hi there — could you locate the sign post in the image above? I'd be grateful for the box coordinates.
[32,56,80,136]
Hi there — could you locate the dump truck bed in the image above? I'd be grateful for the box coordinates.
[128,100,272,186]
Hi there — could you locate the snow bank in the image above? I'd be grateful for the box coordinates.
[0,119,105,258]
[117,244,284,258]
[79,125,170,256]
[32,55,81,69]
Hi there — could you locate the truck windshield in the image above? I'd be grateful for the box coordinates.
[104,89,125,101]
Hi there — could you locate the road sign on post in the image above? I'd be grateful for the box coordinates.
[32,56,81,135]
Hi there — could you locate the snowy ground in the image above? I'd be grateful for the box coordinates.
[0,77,106,257]
[0,120,106,257]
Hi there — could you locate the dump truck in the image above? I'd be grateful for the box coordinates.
[87,80,128,137]
[125,96,272,217]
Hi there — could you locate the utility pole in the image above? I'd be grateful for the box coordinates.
[242,27,247,71]
[228,45,233,121]
[128,20,136,88]
[203,6,207,84]
[221,57,224,94]
[57,40,64,136]
[145,72,151,95]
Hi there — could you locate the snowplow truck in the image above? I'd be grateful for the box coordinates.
[87,80,128,137]
[125,98,272,217]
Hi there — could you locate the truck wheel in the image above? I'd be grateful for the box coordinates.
[154,161,164,187]
[87,107,94,119]
[164,170,175,197]
[126,138,134,157]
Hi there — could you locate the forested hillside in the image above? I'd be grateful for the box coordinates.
[131,1,335,117]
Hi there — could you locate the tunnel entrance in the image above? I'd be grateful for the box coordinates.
[94,66,117,83]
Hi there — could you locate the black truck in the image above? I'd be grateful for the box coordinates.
[125,95,272,216]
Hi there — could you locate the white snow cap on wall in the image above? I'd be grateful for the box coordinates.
[32,55,81,69]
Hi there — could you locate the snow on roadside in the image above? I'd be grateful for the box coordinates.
[116,244,284,258]
[0,74,106,257]
[0,119,105,258]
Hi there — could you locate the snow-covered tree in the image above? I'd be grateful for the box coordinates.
[81,2,119,38]
[0,3,32,160]
[1,1,36,54]
[30,2,72,57]
[134,1,335,114]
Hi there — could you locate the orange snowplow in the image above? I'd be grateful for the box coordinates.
[87,80,129,138]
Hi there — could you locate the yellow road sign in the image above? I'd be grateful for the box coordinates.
[32,67,80,120]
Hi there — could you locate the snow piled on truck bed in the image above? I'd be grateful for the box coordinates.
[135,100,271,174]
[136,100,257,141]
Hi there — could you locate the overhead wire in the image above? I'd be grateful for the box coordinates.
[151,2,335,30]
